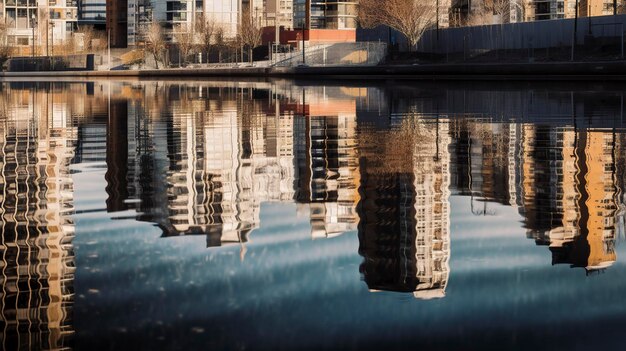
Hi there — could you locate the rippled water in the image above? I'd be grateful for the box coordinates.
[2,80,626,350]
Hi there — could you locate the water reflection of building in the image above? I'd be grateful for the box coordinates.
[449,120,518,207]
[295,91,360,239]
[449,119,622,273]
[549,130,618,271]
[100,84,363,249]
[0,85,77,350]
[126,86,265,248]
[358,116,451,299]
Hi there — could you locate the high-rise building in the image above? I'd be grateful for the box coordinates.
[244,0,293,28]
[202,0,240,37]
[531,0,576,20]
[579,0,614,16]
[107,0,128,47]
[78,0,106,27]
[122,0,241,46]
[293,0,357,29]
[450,0,523,25]
[2,0,78,51]
[151,0,199,40]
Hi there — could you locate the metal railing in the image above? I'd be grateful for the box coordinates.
[272,42,387,67]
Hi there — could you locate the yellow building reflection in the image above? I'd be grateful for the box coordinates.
[451,119,622,274]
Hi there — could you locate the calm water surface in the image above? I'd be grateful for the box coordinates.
[3,79,626,350]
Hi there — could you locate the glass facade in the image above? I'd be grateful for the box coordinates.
[293,0,357,29]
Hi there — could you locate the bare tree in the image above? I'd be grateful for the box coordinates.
[469,0,510,25]
[490,0,511,23]
[77,25,96,51]
[74,26,107,52]
[618,0,626,14]
[238,9,263,63]
[215,26,225,63]
[0,23,12,66]
[144,22,167,69]
[58,35,77,56]
[359,0,436,51]
[173,23,194,66]
[195,15,215,63]
[467,7,492,26]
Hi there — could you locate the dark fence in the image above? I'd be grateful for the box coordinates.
[7,54,95,72]
[417,14,626,55]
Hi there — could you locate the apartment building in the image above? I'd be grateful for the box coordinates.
[293,0,357,29]
[78,0,105,26]
[2,0,78,49]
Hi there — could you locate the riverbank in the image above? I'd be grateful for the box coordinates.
[3,61,626,80]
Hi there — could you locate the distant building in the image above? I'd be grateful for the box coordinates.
[2,0,78,52]
[78,0,106,27]
[579,0,614,16]
[530,0,576,20]
[244,0,293,28]
[450,0,527,25]
[202,0,240,38]
[107,0,129,47]
[293,0,357,30]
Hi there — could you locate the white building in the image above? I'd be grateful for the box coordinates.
[1,0,78,51]
[202,0,240,38]
[126,0,241,46]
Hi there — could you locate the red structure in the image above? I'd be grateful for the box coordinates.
[261,27,356,46]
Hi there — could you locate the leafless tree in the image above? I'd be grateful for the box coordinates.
[78,25,96,51]
[0,23,12,66]
[173,23,194,66]
[144,22,167,69]
[215,26,225,63]
[75,26,108,52]
[359,0,436,51]
[475,0,510,24]
[56,35,77,56]
[195,15,216,63]
[238,9,263,63]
